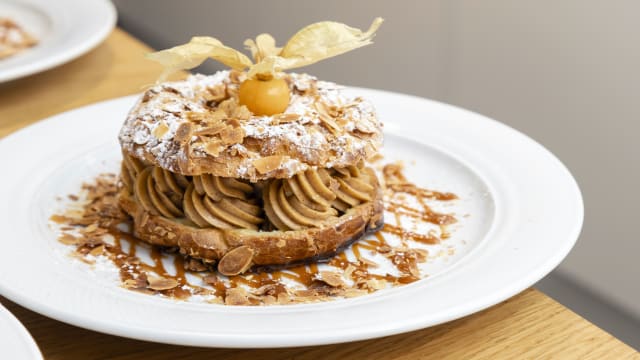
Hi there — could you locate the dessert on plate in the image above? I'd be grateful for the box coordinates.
[117,18,386,275]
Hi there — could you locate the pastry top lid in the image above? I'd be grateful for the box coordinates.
[119,18,385,181]
[118,70,382,181]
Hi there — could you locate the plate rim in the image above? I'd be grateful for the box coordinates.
[0,303,43,359]
[0,0,116,83]
[0,90,584,348]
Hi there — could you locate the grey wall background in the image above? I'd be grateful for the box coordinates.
[113,0,640,331]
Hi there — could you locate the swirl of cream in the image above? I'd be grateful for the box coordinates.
[331,164,376,212]
[134,167,187,218]
[263,168,339,231]
[183,175,263,230]
[121,153,146,193]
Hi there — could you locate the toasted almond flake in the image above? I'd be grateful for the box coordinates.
[184,258,208,272]
[315,102,341,135]
[263,295,277,305]
[189,109,228,126]
[276,292,290,304]
[218,98,237,116]
[123,278,147,289]
[294,289,316,297]
[344,288,369,298]
[355,120,377,134]
[89,245,105,257]
[233,105,251,120]
[253,155,286,174]
[147,276,179,291]
[365,279,387,290]
[219,126,245,144]
[195,123,226,136]
[205,84,227,102]
[274,113,300,124]
[225,287,250,305]
[204,141,225,156]
[253,284,276,296]
[174,122,194,144]
[152,121,169,139]
[58,233,79,245]
[203,275,220,286]
[206,297,224,304]
[319,271,346,288]
[344,264,356,279]
[218,246,254,276]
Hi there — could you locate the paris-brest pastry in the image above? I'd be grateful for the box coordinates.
[118,19,385,275]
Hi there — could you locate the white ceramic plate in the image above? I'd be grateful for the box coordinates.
[0,89,583,348]
[0,303,42,359]
[0,0,116,82]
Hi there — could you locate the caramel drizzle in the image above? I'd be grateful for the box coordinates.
[55,161,459,304]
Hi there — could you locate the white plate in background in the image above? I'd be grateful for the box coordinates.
[0,303,42,359]
[0,0,116,82]
[0,89,583,347]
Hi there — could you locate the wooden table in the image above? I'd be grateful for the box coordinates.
[0,29,637,360]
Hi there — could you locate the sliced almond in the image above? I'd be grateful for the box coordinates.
[205,84,227,102]
[218,98,237,116]
[315,102,341,135]
[262,295,277,305]
[344,288,368,298]
[365,279,387,290]
[319,271,346,288]
[123,278,147,289]
[195,123,227,136]
[232,105,252,120]
[89,245,105,257]
[220,126,245,144]
[152,121,169,139]
[174,122,193,144]
[225,287,250,305]
[274,113,300,124]
[218,246,254,276]
[253,155,285,174]
[344,264,356,279]
[58,233,79,245]
[147,276,179,291]
[204,141,225,156]
[354,119,378,134]
[276,292,290,304]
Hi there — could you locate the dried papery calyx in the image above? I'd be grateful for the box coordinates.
[146,18,384,115]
